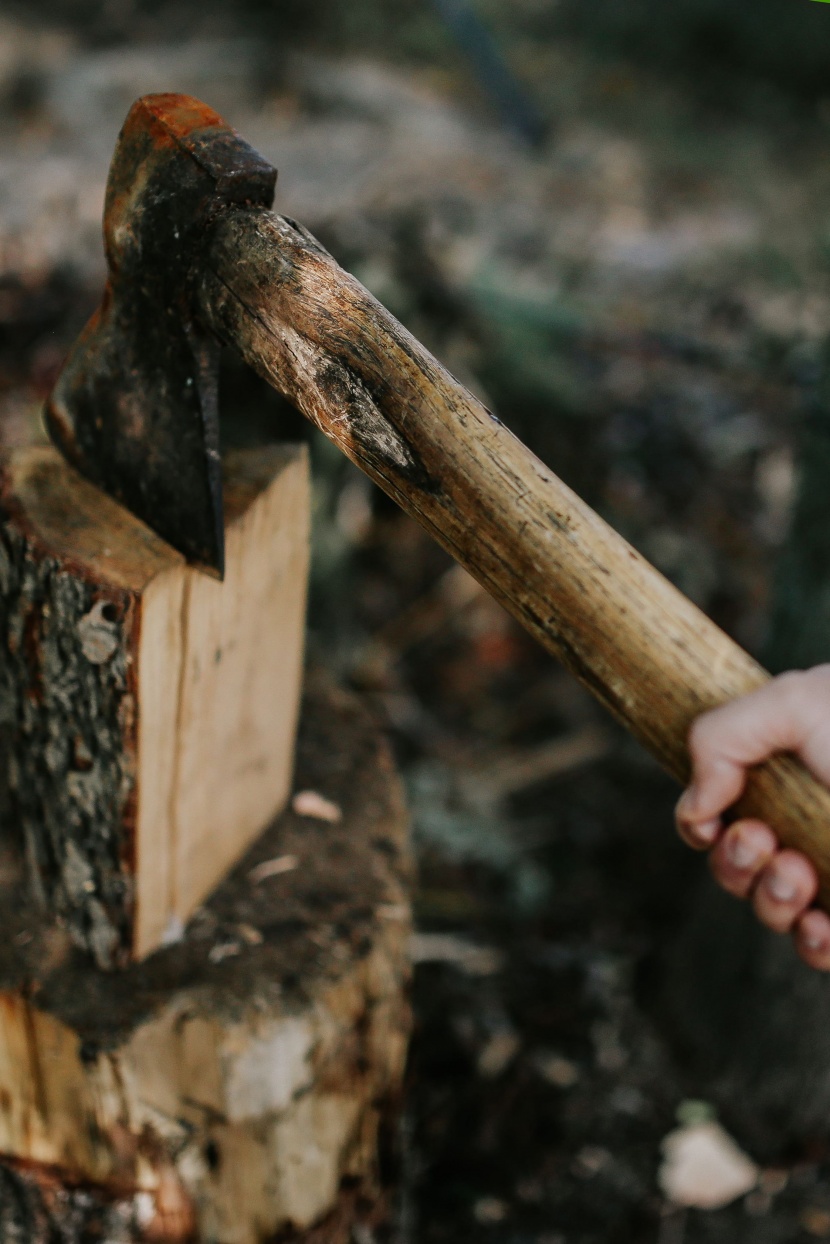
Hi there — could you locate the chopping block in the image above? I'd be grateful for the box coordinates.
[0,677,412,1244]
[0,441,309,968]
[0,433,414,1242]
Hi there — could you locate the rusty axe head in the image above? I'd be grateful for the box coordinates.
[45,93,277,577]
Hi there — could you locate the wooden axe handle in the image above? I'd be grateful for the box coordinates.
[199,208,830,906]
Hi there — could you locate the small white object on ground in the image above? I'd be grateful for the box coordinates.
[248,854,299,883]
[659,1120,759,1209]
[409,932,504,976]
[292,789,343,822]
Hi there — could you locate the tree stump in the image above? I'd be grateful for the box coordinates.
[0,676,413,1244]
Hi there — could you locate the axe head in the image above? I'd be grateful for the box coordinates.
[45,93,277,577]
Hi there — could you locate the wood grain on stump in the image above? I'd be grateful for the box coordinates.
[0,677,412,1243]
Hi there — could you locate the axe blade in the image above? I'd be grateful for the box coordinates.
[45,93,277,577]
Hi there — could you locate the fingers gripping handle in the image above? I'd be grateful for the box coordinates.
[734,758,830,909]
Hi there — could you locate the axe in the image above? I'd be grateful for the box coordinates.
[45,93,830,907]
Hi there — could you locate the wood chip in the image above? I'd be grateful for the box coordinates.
[409,932,504,976]
[248,855,299,883]
[292,790,342,822]
[236,923,264,946]
[208,941,241,964]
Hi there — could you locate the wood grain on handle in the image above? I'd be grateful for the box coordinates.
[198,208,830,908]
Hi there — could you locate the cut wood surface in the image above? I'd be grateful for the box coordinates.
[0,677,412,1244]
[0,442,310,966]
[197,207,830,906]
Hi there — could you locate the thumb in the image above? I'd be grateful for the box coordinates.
[680,673,813,829]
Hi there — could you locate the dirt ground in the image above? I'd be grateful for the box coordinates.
[4,8,830,1241]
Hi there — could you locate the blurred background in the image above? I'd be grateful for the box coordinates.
[4,2,830,1240]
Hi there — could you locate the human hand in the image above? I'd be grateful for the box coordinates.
[675,665,830,970]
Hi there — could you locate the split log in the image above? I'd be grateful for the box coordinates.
[0,677,413,1244]
[0,442,310,967]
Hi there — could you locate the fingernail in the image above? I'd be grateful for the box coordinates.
[693,819,720,845]
[726,836,758,870]
[804,931,827,951]
[766,873,797,903]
